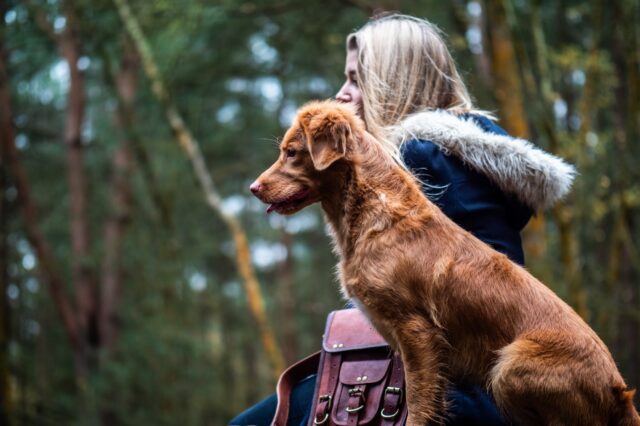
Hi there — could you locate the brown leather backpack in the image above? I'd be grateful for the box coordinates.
[272,309,407,426]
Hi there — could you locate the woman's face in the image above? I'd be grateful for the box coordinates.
[335,49,364,116]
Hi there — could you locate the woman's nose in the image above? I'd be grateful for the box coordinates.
[335,83,350,102]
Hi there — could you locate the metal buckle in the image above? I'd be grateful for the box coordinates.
[318,394,332,409]
[313,394,332,425]
[313,413,329,425]
[380,407,400,419]
[345,404,365,413]
[345,388,366,413]
[384,386,403,400]
[380,386,403,419]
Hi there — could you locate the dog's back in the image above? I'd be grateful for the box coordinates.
[352,146,640,425]
[344,190,638,423]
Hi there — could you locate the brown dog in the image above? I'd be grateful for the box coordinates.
[250,100,640,425]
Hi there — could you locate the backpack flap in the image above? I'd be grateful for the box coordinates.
[322,309,389,352]
[331,359,392,425]
[339,359,391,385]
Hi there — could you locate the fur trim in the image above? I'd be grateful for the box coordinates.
[389,110,577,211]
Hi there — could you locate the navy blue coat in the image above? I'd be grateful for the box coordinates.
[401,114,532,265]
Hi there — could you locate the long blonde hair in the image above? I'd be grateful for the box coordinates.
[347,14,487,145]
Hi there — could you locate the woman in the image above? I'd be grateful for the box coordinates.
[231,13,574,426]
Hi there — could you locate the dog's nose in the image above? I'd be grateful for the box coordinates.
[249,181,263,195]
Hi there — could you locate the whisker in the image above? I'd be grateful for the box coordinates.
[256,136,282,149]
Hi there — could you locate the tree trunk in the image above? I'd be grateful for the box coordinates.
[0,7,82,372]
[99,39,137,353]
[484,0,529,138]
[483,0,548,266]
[58,5,95,376]
[27,0,97,379]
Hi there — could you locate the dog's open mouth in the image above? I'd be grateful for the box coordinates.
[267,188,312,214]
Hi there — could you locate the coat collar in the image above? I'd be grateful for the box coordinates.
[388,110,576,211]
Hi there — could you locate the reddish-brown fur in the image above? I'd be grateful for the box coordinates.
[251,100,640,426]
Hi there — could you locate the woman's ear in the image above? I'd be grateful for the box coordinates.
[299,104,352,171]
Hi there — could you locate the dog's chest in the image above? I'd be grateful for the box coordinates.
[336,253,404,314]
[336,260,356,298]
[336,253,373,290]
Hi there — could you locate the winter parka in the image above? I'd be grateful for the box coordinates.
[395,110,575,265]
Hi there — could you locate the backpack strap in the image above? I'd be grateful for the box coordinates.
[272,351,321,426]
[381,355,406,425]
[311,351,342,425]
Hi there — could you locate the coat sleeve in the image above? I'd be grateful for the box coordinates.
[401,130,531,265]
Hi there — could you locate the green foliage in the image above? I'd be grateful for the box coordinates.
[2,0,639,425]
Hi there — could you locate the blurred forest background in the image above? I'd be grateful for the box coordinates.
[1,0,639,424]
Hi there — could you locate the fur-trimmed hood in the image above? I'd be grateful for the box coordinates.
[388,110,576,211]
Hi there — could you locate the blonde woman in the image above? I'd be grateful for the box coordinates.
[231,14,573,426]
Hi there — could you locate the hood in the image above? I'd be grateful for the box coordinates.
[388,110,576,211]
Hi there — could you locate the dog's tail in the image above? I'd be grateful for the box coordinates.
[611,385,640,426]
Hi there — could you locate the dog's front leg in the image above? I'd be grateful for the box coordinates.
[395,316,448,426]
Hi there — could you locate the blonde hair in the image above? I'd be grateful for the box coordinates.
[347,14,489,145]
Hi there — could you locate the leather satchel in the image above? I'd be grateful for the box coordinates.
[272,309,407,426]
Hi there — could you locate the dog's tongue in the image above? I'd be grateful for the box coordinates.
[266,204,277,214]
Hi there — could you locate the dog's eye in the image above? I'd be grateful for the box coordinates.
[286,148,296,158]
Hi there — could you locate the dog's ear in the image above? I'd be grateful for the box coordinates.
[301,109,351,171]
[308,121,350,171]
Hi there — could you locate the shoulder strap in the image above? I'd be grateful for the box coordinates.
[310,351,342,426]
[381,354,407,425]
[272,351,321,426]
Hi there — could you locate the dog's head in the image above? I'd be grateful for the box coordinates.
[250,100,363,215]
